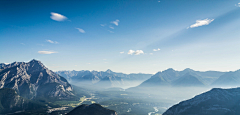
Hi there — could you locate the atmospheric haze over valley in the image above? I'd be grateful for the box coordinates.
[1,0,240,115]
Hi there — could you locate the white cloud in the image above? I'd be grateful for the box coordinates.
[134,50,144,55]
[50,12,67,21]
[120,51,124,54]
[238,3,240,7]
[47,40,54,43]
[20,43,25,45]
[47,40,58,44]
[76,28,85,33]
[103,59,107,60]
[150,53,153,55]
[127,50,144,55]
[109,25,114,29]
[128,50,135,55]
[111,19,120,26]
[158,1,160,2]
[38,51,57,54]
[188,18,214,28]
[87,63,91,64]
[153,48,160,51]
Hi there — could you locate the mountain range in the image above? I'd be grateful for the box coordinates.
[56,69,152,89]
[137,68,228,88]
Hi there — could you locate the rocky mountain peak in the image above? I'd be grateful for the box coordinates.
[162,68,175,73]
[106,69,113,73]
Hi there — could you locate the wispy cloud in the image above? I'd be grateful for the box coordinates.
[108,30,114,33]
[50,12,67,21]
[109,25,114,29]
[158,1,160,2]
[100,24,106,27]
[188,18,214,28]
[150,53,153,55]
[111,19,120,26]
[103,59,107,60]
[134,50,144,55]
[128,50,144,55]
[46,40,58,44]
[238,3,240,7]
[76,28,86,33]
[153,48,160,51]
[87,63,91,64]
[20,43,25,45]
[38,51,57,54]
[120,51,124,54]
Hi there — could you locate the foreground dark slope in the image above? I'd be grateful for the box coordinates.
[67,103,117,115]
[0,88,47,114]
[163,87,240,115]
[0,59,75,100]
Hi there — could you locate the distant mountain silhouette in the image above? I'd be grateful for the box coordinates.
[172,73,205,87]
[0,59,75,100]
[136,68,225,88]
[67,103,117,115]
[163,87,240,115]
[211,69,240,87]
[56,69,152,89]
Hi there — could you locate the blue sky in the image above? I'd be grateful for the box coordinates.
[1,0,240,74]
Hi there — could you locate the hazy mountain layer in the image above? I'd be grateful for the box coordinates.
[138,68,225,88]
[211,70,240,87]
[172,73,205,87]
[56,69,152,89]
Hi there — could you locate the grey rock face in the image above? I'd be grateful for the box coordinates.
[0,59,74,99]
